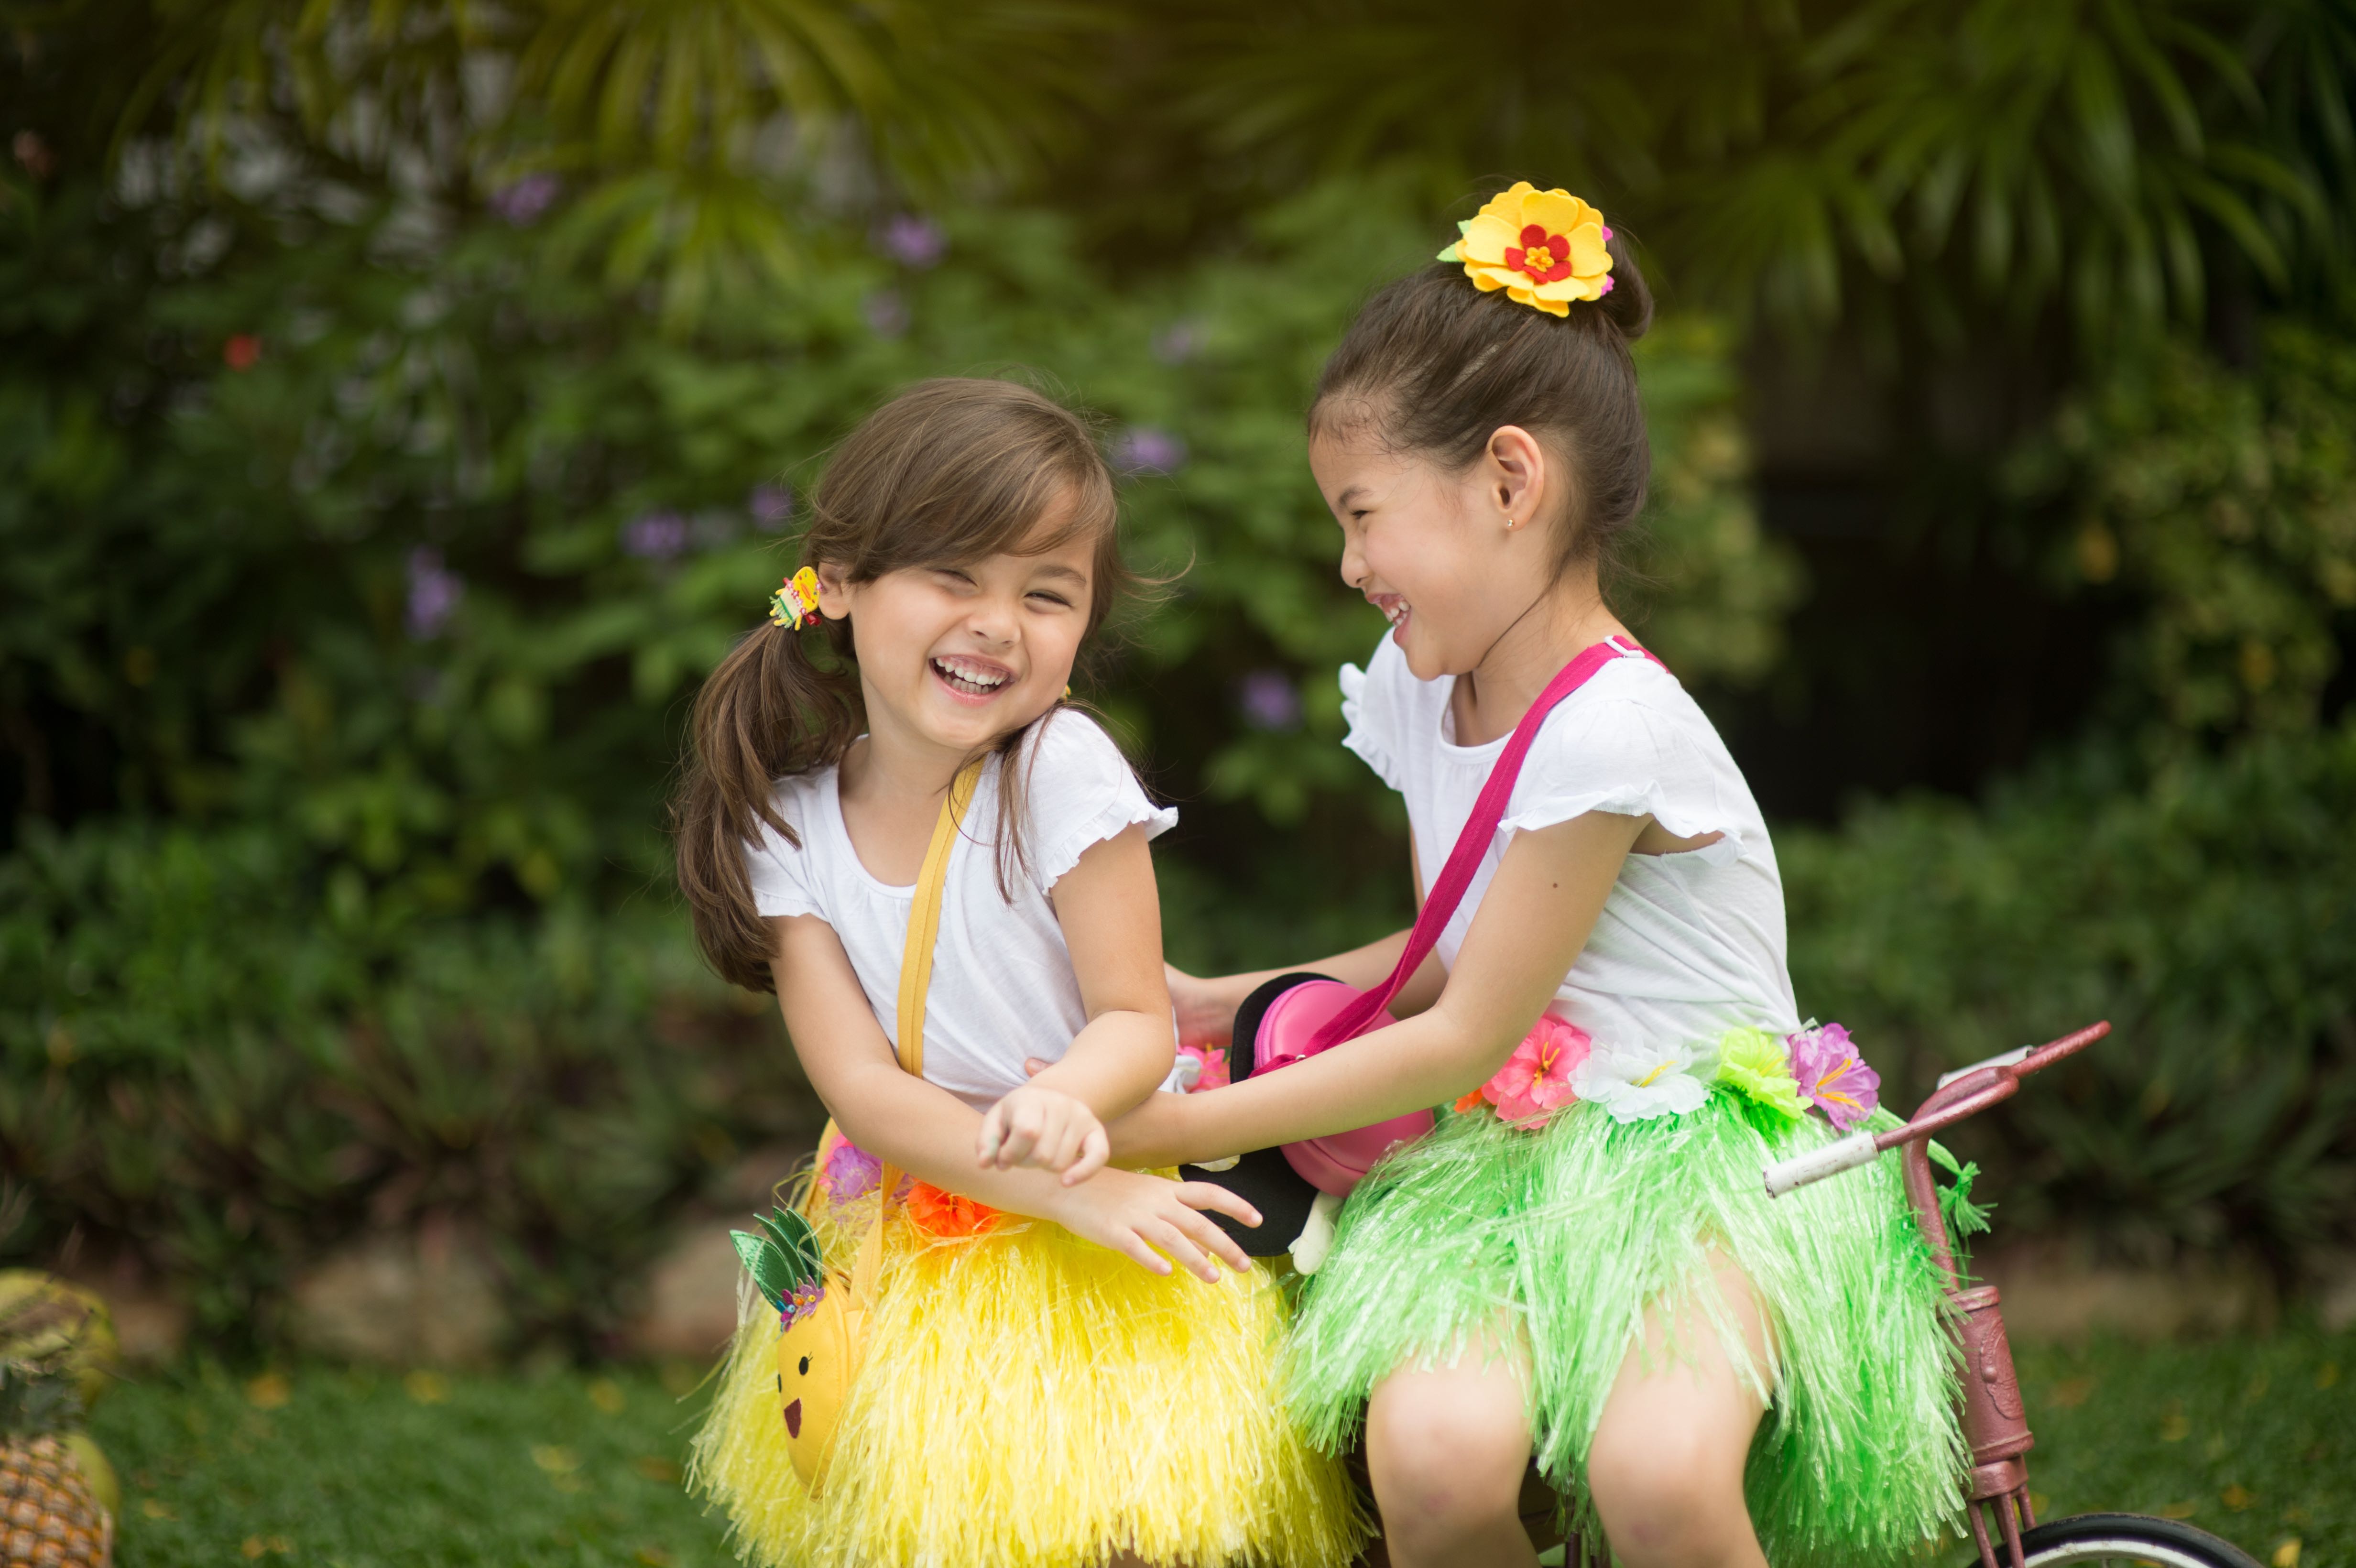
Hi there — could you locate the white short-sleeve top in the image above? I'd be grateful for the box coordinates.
[743,711,1179,1111]
[1341,633,1800,1050]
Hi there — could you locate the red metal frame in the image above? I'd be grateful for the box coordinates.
[1880,1021,2110,1568]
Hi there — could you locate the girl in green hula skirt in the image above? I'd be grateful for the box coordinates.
[1103,184,1965,1568]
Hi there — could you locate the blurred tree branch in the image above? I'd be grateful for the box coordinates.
[36,0,1110,322]
[1145,0,2356,349]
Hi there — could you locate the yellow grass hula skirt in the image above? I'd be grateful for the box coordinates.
[689,1136,1367,1568]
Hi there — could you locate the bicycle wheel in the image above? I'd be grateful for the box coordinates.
[1996,1513,2264,1568]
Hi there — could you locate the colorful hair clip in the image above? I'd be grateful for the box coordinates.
[769,566,823,630]
[1437,182,1615,318]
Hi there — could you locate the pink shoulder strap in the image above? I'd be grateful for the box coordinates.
[1308,635,1665,1052]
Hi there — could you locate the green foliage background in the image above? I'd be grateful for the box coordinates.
[3,0,2354,1353]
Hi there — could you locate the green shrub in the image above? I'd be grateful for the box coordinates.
[0,168,1780,910]
[1785,724,2356,1271]
[2007,323,2356,746]
[0,817,817,1349]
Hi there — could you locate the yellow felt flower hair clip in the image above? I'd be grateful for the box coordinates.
[1438,182,1615,317]
[768,566,822,629]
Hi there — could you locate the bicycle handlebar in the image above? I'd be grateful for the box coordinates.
[1762,1021,2110,1199]
[1761,1131,1879,1197]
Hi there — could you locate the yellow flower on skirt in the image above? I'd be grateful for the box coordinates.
[1440,182,1615,316]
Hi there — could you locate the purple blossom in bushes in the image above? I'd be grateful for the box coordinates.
[876,214,946,268]
[1236,669,1302,731]
[749,484,794,530]
[1113,425,1186,475]
[405,547,463,638]
[489,174,559,227]
[1153,320,1205,364]
[864,289,910,338]
[621,511,689,561]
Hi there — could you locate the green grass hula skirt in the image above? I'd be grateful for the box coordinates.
[1285,1090,1967,1568]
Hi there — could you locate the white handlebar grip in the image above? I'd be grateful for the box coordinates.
[1762,1131,1880,1198]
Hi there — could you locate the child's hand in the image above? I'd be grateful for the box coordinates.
[978,1084,1110,1182]
[1166,962,1234,1055]
[1047,1168,1260,1281]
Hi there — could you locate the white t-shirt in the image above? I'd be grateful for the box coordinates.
[1340,633,1800,1051]
[744,711,1179,1111]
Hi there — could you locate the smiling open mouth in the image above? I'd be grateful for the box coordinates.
[932,656,1012,697]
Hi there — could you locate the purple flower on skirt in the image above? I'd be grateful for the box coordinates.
[406,547,464,639]
[823,1137,883,1202]
[1786,1022,1880,1130]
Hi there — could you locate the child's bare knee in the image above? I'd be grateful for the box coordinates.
[1367,1393,1524,1535]
[1587,1435,1752,1568]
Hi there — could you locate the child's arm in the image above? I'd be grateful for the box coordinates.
[977,823,1173,1181]
[774,912,1259,1280]
[1106,810,1646,1168]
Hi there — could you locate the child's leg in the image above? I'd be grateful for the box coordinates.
[1363,1324,1539,1568]
[1585,1249,1772,1568]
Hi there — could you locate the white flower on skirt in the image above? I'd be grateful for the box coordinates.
[1570,1035,1711,1123]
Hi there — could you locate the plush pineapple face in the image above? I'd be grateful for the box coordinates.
[772,1288,852,1487]
[730,1207,855,1491]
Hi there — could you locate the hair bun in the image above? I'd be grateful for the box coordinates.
[1596,230,1653,341]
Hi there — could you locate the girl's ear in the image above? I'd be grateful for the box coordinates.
[813,560,854,619]
[1484,425,1550,528]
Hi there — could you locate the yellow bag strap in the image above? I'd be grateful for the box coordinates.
[855,756,985,1291]
[894,757,984,1083]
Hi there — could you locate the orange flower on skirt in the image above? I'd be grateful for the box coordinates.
[904,1180,1000,1238]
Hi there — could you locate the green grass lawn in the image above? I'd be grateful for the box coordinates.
[2000,1330,2353,1567]
[88,1329,2355,1567]
[93,1360,733,1568]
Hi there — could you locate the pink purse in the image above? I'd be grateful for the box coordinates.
[1229,636,1665,1196]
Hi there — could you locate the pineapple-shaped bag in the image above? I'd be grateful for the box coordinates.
[724,759,978,1493]
[730,1205,875,1489]
[0,1274,119,1568]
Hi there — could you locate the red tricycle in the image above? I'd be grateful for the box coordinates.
[1763,1021,2261,1568]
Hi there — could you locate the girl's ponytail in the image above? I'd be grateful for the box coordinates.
[674,615,860,992]
[1593,229,1654,342]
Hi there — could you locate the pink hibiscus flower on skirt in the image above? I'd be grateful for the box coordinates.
[1176,1033,1232,1093]
[1457,1014,1591,1129]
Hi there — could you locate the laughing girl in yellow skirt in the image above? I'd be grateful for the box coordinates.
[671,379,1365,1568]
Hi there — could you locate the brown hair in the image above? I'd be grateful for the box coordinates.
[674,377,1127,992]
[1309,225,1656,588]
